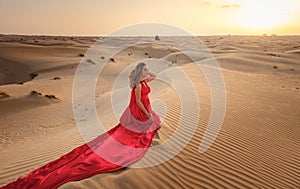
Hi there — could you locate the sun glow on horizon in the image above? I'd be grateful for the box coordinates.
[236,0,293,31]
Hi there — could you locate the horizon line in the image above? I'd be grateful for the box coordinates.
[1,33,300,37]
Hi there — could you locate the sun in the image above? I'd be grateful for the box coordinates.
[236,0,291,30]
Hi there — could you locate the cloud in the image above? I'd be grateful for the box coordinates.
[201,2,211,5]
[197,0,241,8]
[220,4,240,8]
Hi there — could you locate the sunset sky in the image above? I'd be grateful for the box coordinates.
[0,0,299,36]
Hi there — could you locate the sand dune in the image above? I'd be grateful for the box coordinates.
[0,90,60,116]
[0,34,299,188]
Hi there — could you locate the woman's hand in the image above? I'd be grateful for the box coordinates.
[146,112,154,121]
[145,72,156,83]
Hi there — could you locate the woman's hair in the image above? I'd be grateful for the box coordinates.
[129,62,147,89]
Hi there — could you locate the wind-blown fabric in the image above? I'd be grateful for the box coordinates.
[1,80,161,189]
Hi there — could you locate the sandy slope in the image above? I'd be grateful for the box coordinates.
[0,35,299,188]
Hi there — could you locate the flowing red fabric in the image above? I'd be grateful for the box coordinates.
[1,81,161,189]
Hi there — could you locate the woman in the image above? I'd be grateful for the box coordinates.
[1,62,161,189]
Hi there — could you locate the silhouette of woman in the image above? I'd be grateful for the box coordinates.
[1,62,161,189]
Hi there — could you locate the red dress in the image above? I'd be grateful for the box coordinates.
[1,80,161,189]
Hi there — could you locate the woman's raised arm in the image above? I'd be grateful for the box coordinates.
[145,72,156,83]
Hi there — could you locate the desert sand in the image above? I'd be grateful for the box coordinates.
[0,34,299,188]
